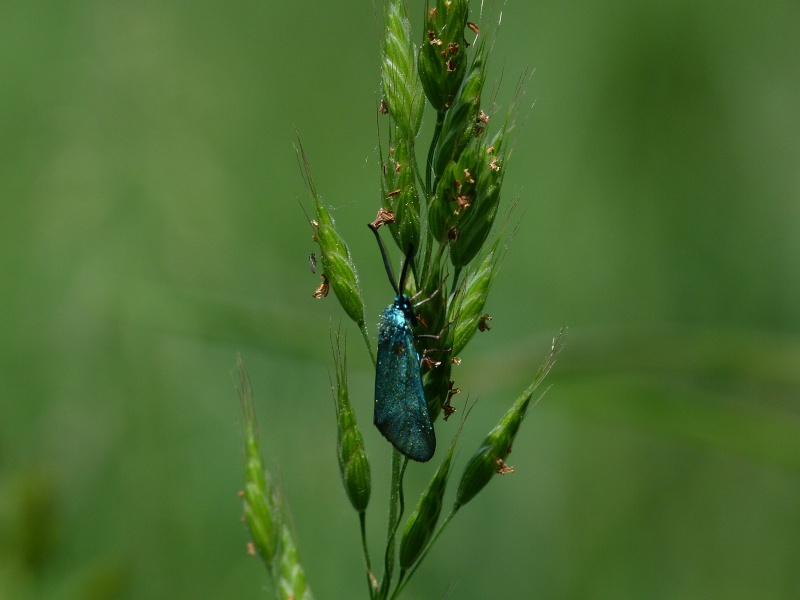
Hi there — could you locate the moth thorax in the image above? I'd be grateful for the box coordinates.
[394,294,417,325]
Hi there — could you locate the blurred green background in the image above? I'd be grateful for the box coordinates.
[2,1,799,598]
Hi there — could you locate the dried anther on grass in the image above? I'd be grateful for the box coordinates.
[312,274,329,299]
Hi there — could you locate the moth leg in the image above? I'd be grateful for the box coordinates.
[410,274,449,309]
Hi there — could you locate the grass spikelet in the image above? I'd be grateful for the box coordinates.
[454,328,567,509]
[449,238,502,356]
[381,139,420,253]
[238,356,278,565]
[382,0,424,140]
[296,137,367,329]
[236,356,316,600]
[398,436,457,571]
[332,331,372,514]
[278,524,314,600]
[433,41,489,179]
[448,129,506,269]
[418,0,470,113]
[380,0,423,253]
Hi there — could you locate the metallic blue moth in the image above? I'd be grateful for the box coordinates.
[370,226,436,462]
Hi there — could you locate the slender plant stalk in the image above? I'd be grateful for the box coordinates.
[359,512,374,599]
[360,323,377,367]
[379,450,402,598]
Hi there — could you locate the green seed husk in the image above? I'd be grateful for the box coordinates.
[399,436,457,570]
[449,238,502,356]
[381,139,421,253]
[428,95,511,267]
[427,158,462,242]
[455,328,567,509]
[380,0,424,254]
[278,524,314,600]
[314,200,366,327]
[238,357,278,565]
[333,335,371,514]
[433,41,488,178]
[382,0,424,140]
[448,131,505,269]
[418,0,470,113]
[297,137,366,328]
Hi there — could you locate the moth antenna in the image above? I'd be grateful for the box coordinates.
[368,223,399,295]
[397,243,415,294]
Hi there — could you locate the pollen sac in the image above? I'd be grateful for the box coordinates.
[312,274,329,299]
